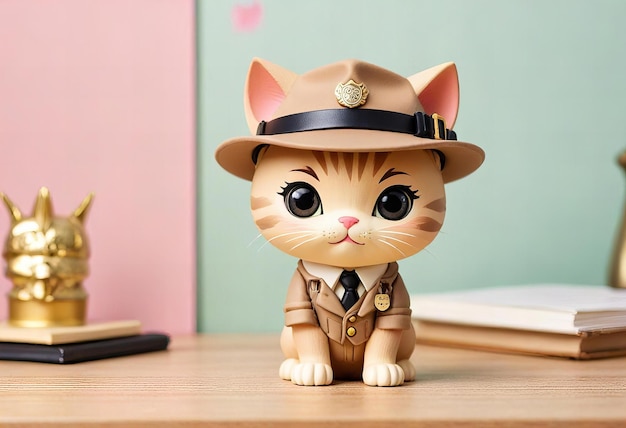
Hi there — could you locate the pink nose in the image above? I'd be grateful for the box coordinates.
[338,216,359,230]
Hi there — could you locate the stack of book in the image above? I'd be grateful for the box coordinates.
[410,284,626,359]
[0,320,169,364]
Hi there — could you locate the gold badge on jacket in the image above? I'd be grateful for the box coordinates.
[374,293,390,312]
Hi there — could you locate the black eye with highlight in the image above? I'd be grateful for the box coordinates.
[278,182,323,218]
[373,185,418,221]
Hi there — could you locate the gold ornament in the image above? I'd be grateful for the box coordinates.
[335,79,369,108]
[1,187,94,326]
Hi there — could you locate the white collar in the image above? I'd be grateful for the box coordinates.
[302,260,388,292]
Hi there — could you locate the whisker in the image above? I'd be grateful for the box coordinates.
[290,235,320,251]
[285,233,315,244]
[256,239,273,252]
[378,234,417,249]
[421,247,436,258]
[247,233,265,248]
[378,230,418,238]
[267,230,316,243]
[377,239,407,257]
[256,231,317,252]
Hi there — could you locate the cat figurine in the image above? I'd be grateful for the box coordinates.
[1,187,93,327]
[215,58,484,386]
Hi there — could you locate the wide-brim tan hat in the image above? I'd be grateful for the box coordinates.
[216,58,484,183]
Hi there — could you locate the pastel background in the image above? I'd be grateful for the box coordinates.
[199,0,626,332]
[1,1,625,335]
[0,0,196,334]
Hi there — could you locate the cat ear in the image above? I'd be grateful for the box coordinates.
[244,58,298,135]
[1,192,22,223]
[73,193,94,224]
[407,62,459,128]
[32,187,53,229]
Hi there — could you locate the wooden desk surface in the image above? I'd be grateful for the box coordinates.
[1,334,625,427]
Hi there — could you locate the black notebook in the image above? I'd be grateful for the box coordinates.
[0,333,170,364]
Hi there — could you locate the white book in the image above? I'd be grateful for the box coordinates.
[410,284,626,335]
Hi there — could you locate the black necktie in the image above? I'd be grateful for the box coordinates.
[339,270,360,310]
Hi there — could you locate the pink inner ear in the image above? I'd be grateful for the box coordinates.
[417,66,459,128]
[248,61,286,123]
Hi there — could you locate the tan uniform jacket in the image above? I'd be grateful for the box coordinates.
[284,260,412,346]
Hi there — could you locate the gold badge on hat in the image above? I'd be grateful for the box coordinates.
[335,79,369,108]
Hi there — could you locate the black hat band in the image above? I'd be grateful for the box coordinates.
[256,109,457,141]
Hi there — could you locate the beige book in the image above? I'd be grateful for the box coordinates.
[0,320,142,345]
[413,319,626,359]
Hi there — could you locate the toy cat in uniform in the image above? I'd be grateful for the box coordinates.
[215,58,484,386]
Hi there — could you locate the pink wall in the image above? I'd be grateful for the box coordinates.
[0,0,196,334]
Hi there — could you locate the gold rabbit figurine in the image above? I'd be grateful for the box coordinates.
[1,187,94,326]
[609,151,626,289]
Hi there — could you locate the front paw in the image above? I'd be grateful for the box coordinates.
[289,362,333,386]
[397,359,416,382]
[279,358,299,381]
[362,363,405,387]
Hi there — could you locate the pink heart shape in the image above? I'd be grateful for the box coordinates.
[232,1,263,32]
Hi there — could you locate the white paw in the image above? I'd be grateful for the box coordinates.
[362,363,405,387]
[290,362,333,386]
[397,359,416,382]
[279,358,299,381]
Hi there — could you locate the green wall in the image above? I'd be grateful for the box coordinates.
[197,0,626,332]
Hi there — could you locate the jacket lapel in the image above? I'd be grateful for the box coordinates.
[315,286,347,316]
[297,260,345,316]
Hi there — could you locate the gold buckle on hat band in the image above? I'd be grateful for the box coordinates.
[432,113,446,140]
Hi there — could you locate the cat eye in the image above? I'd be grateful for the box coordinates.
[279,182,323,218]
[373,185,418,221]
